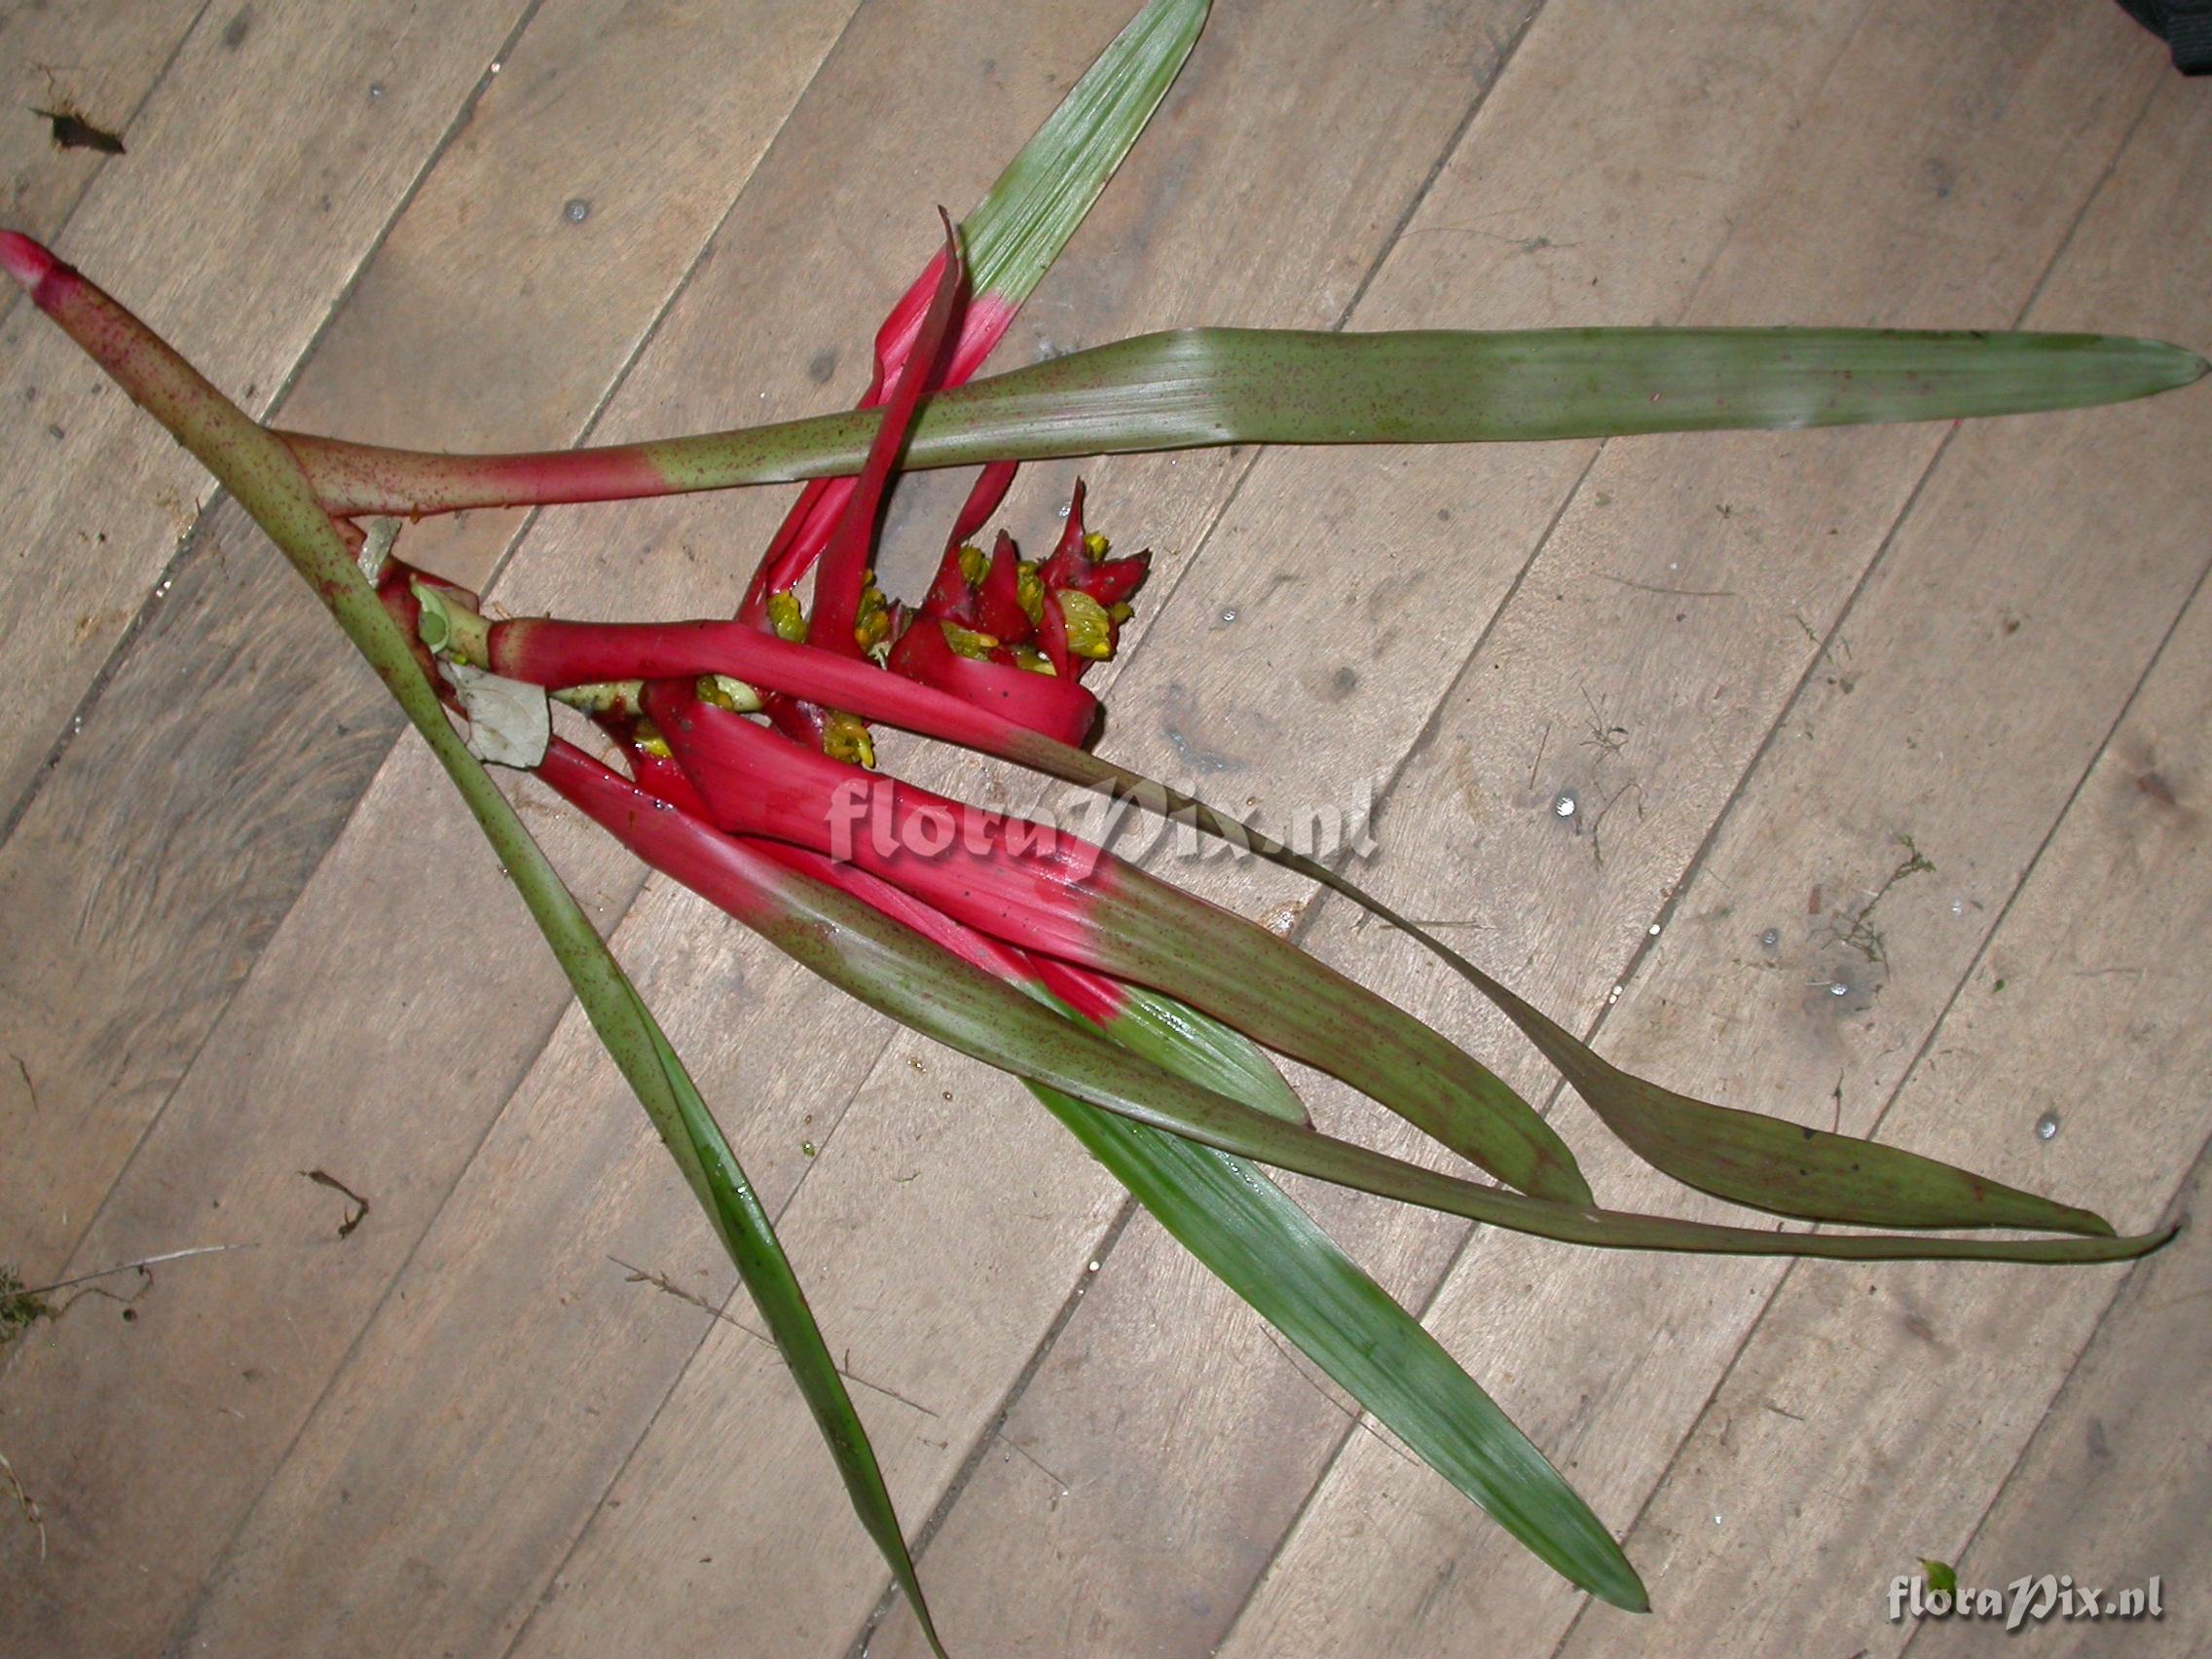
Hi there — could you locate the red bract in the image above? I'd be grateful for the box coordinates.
[471,606,1101,751]
[737,280,1022,627]
[715,218,1147,764]
[902,476,1154,689]
[805,214,968,664]
[883,612,1101,744]
[1043,480,1151,608]
[641,682,1592,1204]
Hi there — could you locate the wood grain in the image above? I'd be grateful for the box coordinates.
[1229,30,2206,1659]
[0,0,857,1288]
[867,2,2188,1653]
[161,5,1562,1653]
[1544,75,2212,1658]
[0,0,861,1650]
[156,6,1574,1654]
[1904,1140,2212,1659]
[1558,573,2212,1658]
[0,2,2204,1656]
[0,0,204,245]
[0,0,537,817]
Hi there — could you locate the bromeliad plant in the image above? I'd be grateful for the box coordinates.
[7,0,2202,1641]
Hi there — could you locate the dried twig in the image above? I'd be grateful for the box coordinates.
[11,1242,249,1303]
[0,1450,46,1562]
[300,1169,370,1238]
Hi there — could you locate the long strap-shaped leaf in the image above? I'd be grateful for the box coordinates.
[1031,1084,1649,1609]
[681,824,1644,1606]
[806,214,965,659]
[740,834,1315,1131]
[453,604,2129,1235]
[959,0,1208,309]
[0,231,955,1659]
[741,0,1211,617]
[286,326,2206,516]
[540,739,2171,1268]
[643,686,1591,1204]
[995,962,1646,1609]
[1047,752,2127,1235]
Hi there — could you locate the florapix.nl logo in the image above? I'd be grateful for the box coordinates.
[821,772,1384,872]
[1888,1564,2163,1633]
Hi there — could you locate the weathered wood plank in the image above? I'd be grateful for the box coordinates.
[1557,576,2212,1659]
[2,8,2199,1659]
[1904,1139,2212,1659]
[870,2,2186,1653]
[0,0,204,243]
[0,0,536,818]
[0,1,865,1650]
[539,0,2158,1654]
[1227,33,2204,1659]
[161,4,1572,1655]
[0,0,856,1290]
[1548,71,2212,1654]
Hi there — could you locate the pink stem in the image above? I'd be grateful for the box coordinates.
[537,738,1126,1026]
[806,216,968,660]
[645,683,1117,966]
[488,613,1100,750]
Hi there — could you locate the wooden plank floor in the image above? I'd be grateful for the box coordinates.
[1,3,2204,1655]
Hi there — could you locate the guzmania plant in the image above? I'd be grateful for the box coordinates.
[5,1,2202,1644]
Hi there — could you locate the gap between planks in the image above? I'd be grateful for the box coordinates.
[871,6,2202,1654]
[107,6,1522,1654]
[862,0,1919,1641]
[830,13,1577,1650]
[1529,67,2185,1656]
[0,0,864,1301]
[0,0,550,846]
[1212,22,2194,1654]
[1545,539,2212,1659]
[153,17,878,1637]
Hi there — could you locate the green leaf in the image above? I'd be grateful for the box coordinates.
[1088,841,1593,1203]
[887,325,2208,456]
[962,0,1210,305]
[958,744,2123,1236]
[636,1014,949,1659]
[1109,983,1309,1125]
[289,326,2207,515]
[1034,1080,1647,1609]
[435,592,2141,1238]
[8,239,952,1659]
[643,681,1590,1204]
[608,808,2168,1267]
[1042,980,1643,1607]
[1428,964,2117,1235]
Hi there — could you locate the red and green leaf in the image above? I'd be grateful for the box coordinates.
[283,325,2206,519]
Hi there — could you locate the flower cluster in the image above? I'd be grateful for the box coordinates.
[899,477,1150,682]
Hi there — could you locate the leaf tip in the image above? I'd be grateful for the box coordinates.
[2072,1206,2119,1240]
[1530,1155,1596,1210]
[1594,1557,1653,1613]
